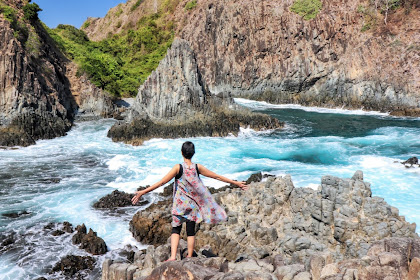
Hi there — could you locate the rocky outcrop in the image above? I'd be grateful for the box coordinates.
[65,62,118,120]
[51,255,95,278]
[0,6,76,146]
[108,38,283,145]
[103,171,420,280]
[93,190,148,209]
[130,171,417,262]
[101,236,420,280]
[0,0,120,147]
[72,224,108,255]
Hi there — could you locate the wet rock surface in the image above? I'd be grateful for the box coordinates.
[51,254,95,278]
[93,190,148,209]
[72,224,107,255]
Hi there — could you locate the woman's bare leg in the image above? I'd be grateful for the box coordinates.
[187,236,195,257]
[169,233,180,260]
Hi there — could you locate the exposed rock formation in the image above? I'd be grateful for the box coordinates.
[66,62,118,120]
[130,171,417,262]
[72,224,108,255]
[93,189,148,209]
[86,0,420,116]
[108,38,283,145]
[101,237,420,280]
[0,14,76,146]
[51,255,95,278]
[0,0,119,147]
[103,171,419,280]
[176,0,420,115]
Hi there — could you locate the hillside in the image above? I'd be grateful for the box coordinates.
[83,0,420,116]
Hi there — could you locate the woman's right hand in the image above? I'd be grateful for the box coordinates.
[131,190,145,205]
[235,181,248,190]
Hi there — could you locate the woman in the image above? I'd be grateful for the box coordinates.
[131,141,247,261]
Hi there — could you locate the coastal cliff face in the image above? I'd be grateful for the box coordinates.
[0,0,118,146]
[108,38,282,145]
[0,16,76,146]
[86,0,420,115]
[176,0,420,114]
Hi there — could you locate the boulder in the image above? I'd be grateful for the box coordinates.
[93,190,147,209]
[51,255,95,277]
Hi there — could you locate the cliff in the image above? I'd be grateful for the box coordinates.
[86,0,420,116]
[108,38,283,145]
[0,0,117,147]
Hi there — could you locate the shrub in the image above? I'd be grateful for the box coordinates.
[0,4,17,22]
[185,0,197,11]
[131,0,142,12]
[290,0,322,20]
[23,2,42,23]
[81,20,91,29]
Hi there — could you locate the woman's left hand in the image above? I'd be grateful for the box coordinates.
[235,181,248,190]
[131,190,145,205]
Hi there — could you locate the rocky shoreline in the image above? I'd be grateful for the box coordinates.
[100,171,419,280]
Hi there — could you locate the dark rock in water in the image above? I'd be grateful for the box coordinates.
[72,224,107,255]
[0,233,15,248]
[80,229,107,255]
[39,177,61,184]
[51,255,95,277]
[62,221,74,233]
[402,157,419,167]
[34,277,47,280]
[246,172,263,184]
[93,190,147,209]
[51,230,65,236]
[44,222,55,230]
[72,224,87,244]
[2,210,31,218]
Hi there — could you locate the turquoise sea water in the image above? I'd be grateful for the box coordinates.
[0,99,419,279]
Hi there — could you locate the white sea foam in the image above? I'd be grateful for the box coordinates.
[234,98,390,116]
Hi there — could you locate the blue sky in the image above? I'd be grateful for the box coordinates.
[36,0,126,28]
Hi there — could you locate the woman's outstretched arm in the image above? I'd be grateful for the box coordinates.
[131,164,180,204]
[197,164,248,190]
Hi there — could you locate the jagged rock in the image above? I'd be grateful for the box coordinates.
[130,200,172,246]
[245,172,263,184]
[402,157,419,167]
[108,38,283,145]
[2,210,30,218]
[130,171,418,263]
[93,190,147,209]
[72,224,107,255]
[62,221,74,233]
[51,255,95,277]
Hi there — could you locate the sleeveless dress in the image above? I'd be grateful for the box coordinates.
[171,162,227,227]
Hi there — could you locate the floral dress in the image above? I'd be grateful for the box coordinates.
[172,162,227,227]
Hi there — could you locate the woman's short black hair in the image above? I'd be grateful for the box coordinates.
[181,141,195,159]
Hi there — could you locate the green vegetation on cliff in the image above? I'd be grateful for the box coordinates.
[290,0,322,20]
[48,13,174,97]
